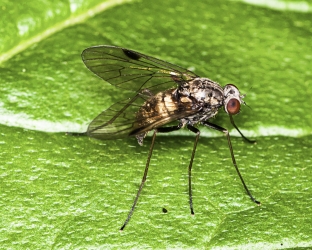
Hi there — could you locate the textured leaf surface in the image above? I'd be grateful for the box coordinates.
[0,0,311,249]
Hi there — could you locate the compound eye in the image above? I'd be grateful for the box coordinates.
[226,98,240,115]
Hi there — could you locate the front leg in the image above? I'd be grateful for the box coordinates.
[202,121,260,205]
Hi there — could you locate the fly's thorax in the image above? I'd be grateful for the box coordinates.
[176,78,225,125]
[179,106,219,125]
[179,77,224,109]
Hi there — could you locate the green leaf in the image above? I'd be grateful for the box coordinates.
[1,0,312,249]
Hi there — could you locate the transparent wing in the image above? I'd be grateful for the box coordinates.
[82,45,198,93]
[87,93,198,140]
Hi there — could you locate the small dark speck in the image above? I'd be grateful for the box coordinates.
[162,208,168,213]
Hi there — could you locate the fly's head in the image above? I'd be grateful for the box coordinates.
[223,84,245,115]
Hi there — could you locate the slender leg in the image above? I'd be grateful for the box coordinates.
[229,115,256,144]
[202,121,260,205]
[120,124,182,231]
[186,124,200,215]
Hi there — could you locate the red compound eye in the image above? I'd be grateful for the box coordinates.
[226,98,240,115]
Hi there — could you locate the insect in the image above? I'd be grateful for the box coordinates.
[73,45,260,230]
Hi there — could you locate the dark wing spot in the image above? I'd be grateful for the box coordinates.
[122,49,141,60]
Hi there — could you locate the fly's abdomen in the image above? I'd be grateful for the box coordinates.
[136,89,181,128]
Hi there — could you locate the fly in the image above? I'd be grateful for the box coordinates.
[71,45,260,230]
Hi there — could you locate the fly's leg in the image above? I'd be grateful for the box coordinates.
[120,124,182,231]
[185,124,201,215]
[229,115,256,144]
[158,124,199,216]
[202,121,260,205]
